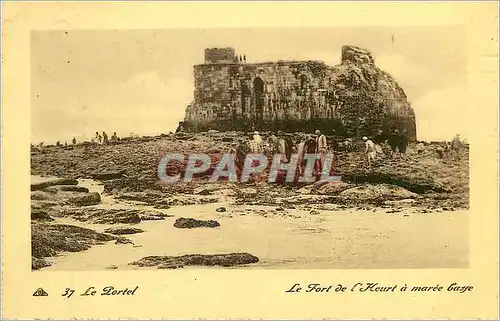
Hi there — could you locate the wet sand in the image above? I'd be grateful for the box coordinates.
[41,181,467,270]
[31,176,468,270]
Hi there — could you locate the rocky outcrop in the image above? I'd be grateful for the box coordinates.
[299,181,355,195]
[32,257,51,270]
[339,171,447,194]
[31,190,101,206]
[329,45,416,140]
[338,184,417,200]
[130,253,259,269]
[341,45,375,64]
[139,212,172,221]
[116,191,219,207]
[67,192,101,206]
[91,170,126,180]
[31,178,78,191]
[31,134,470,210]
[173,218,220,229]
[31,222,126,270]
[104,177,162,194]
[51,207,170,224]
[117,191,164,203]
[54,208,142,224]
[31,209,54,221]
[104,227,144,235]
[44,185,89,193]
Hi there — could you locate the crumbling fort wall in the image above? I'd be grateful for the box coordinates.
[183,46,417,141]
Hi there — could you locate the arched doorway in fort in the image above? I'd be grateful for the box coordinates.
[253,77,265,127]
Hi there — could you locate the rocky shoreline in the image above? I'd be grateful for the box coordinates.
[130,253,259,269]
[30,131,469,270]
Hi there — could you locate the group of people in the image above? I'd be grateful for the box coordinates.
[234,54,247,63]
[91,131,119,144]
[364,131,465,166]
[373,129,409,157]
[54,137,78,147]
[228,128,465,174]
[229,129,332,178]
[362,129,409,167]
[52,131,120,148]
[234,128,411,171]
[435,134,464,160]
[55,140,69,147]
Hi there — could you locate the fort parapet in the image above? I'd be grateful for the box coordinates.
[182,46,417,141]
[204,47,236,64]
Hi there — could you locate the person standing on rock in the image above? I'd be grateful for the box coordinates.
[436,145,445,159]
[252,131,263,153]
[72,137,77,145]
[416,142,425,155]
[102,131,109,145]
[399,129,408,160]
[451,134,462,160]
[95,132,102,144]
[267,133,278,153]
[284,134,294,163]
[276,136,288,162]
[235,138,250,178]
[315,130,327,152]
[363,136,376,168]
[296,134,307,176]
[315,130,327,173]
[388,129,400,157]
[304,134,318,174]
[248,132,259,154]
[228,142,238,155]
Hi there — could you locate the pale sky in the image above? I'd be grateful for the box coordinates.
[31,27,467,143]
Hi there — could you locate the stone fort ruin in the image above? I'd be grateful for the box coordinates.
[182,46,417,140]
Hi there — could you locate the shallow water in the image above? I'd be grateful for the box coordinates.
[34,176,469,270]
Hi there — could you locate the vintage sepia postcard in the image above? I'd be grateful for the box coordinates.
[2,1,499,320]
